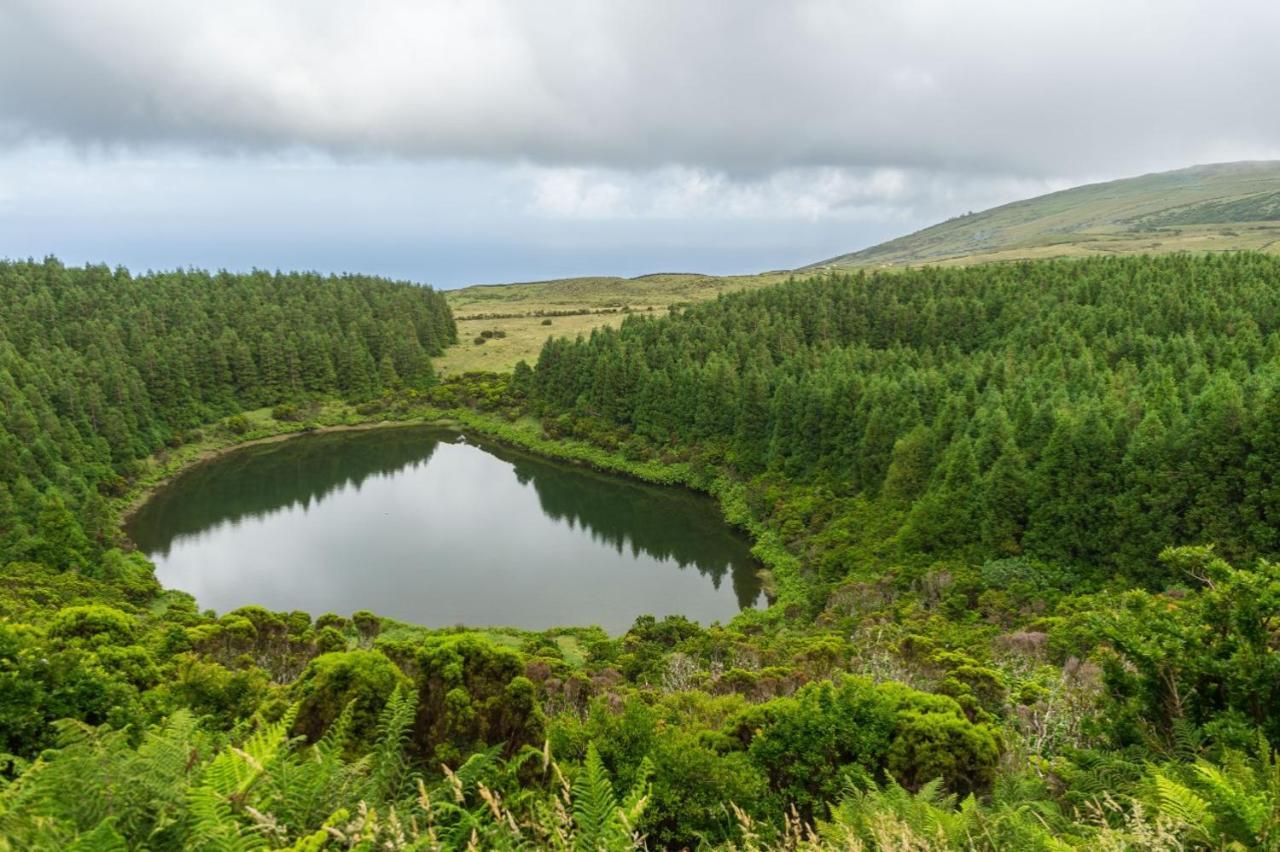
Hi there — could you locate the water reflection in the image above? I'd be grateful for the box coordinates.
[126,426,764,631]
[510,458,763,609]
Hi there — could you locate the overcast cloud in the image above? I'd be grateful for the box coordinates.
[0,0,1276,286]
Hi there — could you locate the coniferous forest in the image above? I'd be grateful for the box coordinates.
[0,258,454,568]
[7,253,1280,848]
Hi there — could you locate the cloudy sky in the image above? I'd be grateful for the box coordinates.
[1,1,1277,288]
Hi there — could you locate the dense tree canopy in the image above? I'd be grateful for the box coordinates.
[529,254,1280,582]
[0,258,455,566]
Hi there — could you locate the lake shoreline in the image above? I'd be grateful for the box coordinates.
[115,414,460,529]
[126,411,764,631]
[118,400,793,615]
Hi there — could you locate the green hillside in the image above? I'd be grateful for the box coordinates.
[809,160,1280,269]
[435,162,1280,376]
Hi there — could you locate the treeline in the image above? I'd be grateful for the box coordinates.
[528,253,1280,581]
[0,258,455,566]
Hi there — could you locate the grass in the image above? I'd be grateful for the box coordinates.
[440,311,630,374]
[807,160,1280,270]
[436,271,791,375]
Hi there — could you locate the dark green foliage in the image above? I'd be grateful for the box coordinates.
[400,634,545,765]
[0,257,455,567]
[291,649,410,753]
[529,254,1280,581]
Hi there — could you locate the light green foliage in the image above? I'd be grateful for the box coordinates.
[48,605,137,645]
[572,743,650,851]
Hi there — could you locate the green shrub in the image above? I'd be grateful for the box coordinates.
[48,605,137,645]
[729,677,896,820]
[409,634,545,765]
[272,402,306,422]
[886,710,1002,795]
[224,414,251,435]
[292,649,409,752]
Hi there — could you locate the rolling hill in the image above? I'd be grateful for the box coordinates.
[807,160,1280,269]
[434,161,1280,375]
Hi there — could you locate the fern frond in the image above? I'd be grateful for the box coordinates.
[1151,770,1214,839]
[67,817,127,852]
[364,685,418,804]
[186,784,268,851]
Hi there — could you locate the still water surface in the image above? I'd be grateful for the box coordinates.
[126,426,764,632]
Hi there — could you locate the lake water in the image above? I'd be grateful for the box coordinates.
[126,426,765,632]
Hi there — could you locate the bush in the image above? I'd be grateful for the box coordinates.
[315,612,347,631]
[48,605,137,645]
[314,626,348,654]
[164,656,272,730]
[644,729,768,848]
[729,677,896,820]
[541,318,553,326]
[409,634,545,765]
[224,414,251,435]
[877,681,1003,795]
[271,402,310,422]
[886,709,1001,795]
[351,610,381,644]
[292,650,410,752]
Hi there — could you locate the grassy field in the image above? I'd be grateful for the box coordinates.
[436,270,791,374]
[434,161,1280,375]
[808,160,1280,269]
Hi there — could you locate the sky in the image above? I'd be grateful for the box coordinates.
[1,1,1277,289]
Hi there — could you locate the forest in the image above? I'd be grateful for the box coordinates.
[4,253,1280,849]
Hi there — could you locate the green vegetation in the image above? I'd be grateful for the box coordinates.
[810,161,1280,270]
[0,257,455,570]
[528,254,1280,579]
[438,271,791,374]
[436,162,1280,376]
[7,253,1280,847]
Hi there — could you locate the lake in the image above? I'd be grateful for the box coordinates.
[125,425,765,632]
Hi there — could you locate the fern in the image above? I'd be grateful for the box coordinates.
[363,685,418,805]
[204,706,299,801]
[571,743,646,851]
[262,701,362,834]
[184,706,300,850]
[1150,770,1214,841]
[186,784,268,851]
[66,817,127,852]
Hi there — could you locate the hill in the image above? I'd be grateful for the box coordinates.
[434,161,1280,375]
[808,160,1280,269]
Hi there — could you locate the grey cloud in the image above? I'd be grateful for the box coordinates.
[2,0,1278,178]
